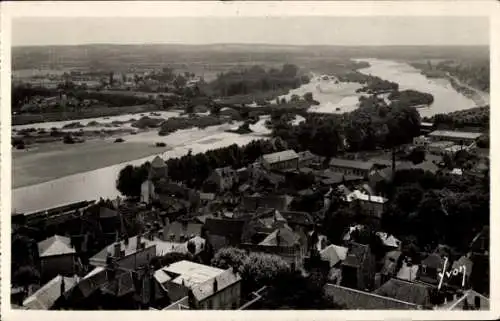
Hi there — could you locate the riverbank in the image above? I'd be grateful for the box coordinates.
[13,137,172,188]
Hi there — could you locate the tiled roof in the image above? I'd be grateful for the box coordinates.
[214,166,237,176]
[428,130,483,140]
[373,278,432,307]
[99,207,118,219]
[151,156,166,169]
[320,244,348,267]
[442,290,490,310]
[324,284,419,309]
[280,211,314,226]
[329,158,374,171]
[101,271,136,297]
[204,218,246,239]
[262,150,299,164]
[23,275,79,310]
[192,268,241,302]
[259,224,300,247]
[163,221,203,242]
[342,242,369,268]
[38,235,76,257]
[158,262,242,305]
[421,253,444,269]
[90,235,155,265]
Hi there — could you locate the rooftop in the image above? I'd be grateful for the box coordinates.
[151,156,166,169]
[342,242,369,268]
[156,260,241,302]
[259,224,300,247]
[23,275,79,310]
[320,244,349,267]
[324,284,419,310]
[38,235,76,257]
[345,190,388,204]
[262,149,299,164]
[428,130,483,140]
[329,158,375,171]
[373,278,432,307]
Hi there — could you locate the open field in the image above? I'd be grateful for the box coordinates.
[13,138,171,188]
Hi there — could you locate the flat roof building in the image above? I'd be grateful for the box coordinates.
[428,130,483,145]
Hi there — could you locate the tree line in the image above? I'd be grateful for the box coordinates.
[207,64,310,97]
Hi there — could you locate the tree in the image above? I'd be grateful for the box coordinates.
[211,247,247,270]
[407,147,426,165]
[303,92,314,102]
[116,163,150,198]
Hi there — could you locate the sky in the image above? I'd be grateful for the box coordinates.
[12,16,489,47]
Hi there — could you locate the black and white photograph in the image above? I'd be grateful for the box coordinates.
[1,1,497,318]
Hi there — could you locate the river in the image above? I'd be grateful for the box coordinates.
[12,59,484,213]
[354,58,481,117]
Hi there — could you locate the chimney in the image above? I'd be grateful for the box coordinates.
[114,242,121,258]
[276,230,281,247]
[213,278,218,293]
[163,219,171,241]
[60,276,66,294]
[474,296,481,310]
[137,234,142,250]
[392,148,396,177]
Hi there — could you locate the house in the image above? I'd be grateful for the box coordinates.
[329,158,375,178]
[341,242,377,291]
[344,190,388,218]
[204,218,247,252]
[206,167,239,192]
[373,278,433,308]
[320,244,348,268]
[155,260,242,310]
[438,289,489,310]
[38,235,77,280]
[419,253,445,285]
[376,232,401,249]
[149,156,168,180]
[89,234,157,270]
[161,220,203,243]
[298,150,323,168]
[260,149,299,171]
[240,222,308,270]
[141,179,156,204]
[379,251,402,284]
[324,284,421,309]
[396,260,419,282]
[413,135,432,148]
[241,194,292,212]
[427,141,456,155]
[368,167,393,189]
[420,122,435,134]
[23,275,79,310]
[427,130,483,146]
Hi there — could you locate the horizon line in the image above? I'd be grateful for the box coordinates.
[12,42,490,48]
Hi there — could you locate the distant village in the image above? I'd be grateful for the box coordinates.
[11,120,489,310]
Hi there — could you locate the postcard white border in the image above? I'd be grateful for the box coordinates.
[1,1,499,320]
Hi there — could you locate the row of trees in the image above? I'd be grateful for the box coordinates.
[116,139,285,197]
[425,105,490,130]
